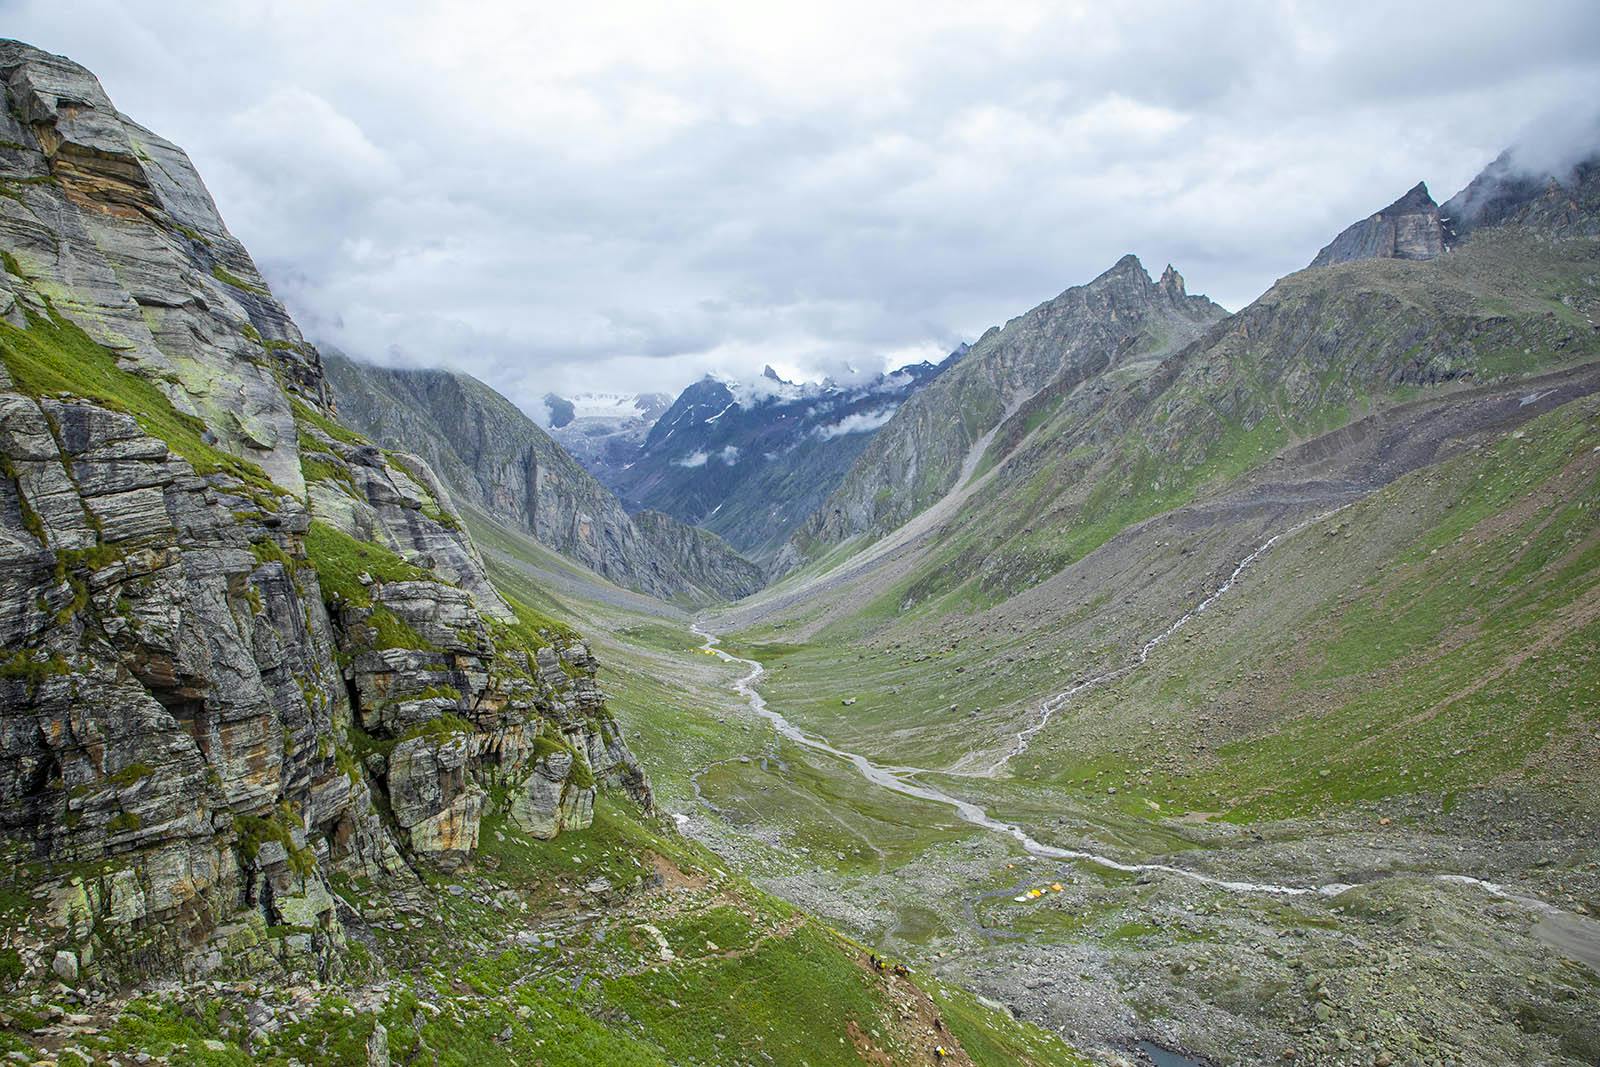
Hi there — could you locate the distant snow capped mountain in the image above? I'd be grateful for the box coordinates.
[546,391,674,486]
[566,392,672,421]
[601,350,966,560]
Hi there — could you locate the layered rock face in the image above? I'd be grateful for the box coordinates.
[0,42,325,494]
[0,41,648,988]
[781,255,1226,569]
[323,352,761,604]
[1309,181,1445,267]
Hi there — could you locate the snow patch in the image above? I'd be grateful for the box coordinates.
[567,392,652,419]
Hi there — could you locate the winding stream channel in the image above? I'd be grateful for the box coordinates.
[689,514,1600,944]
[691,622,1351,898]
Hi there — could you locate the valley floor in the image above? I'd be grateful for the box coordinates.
[459,376,1600,1066]
[26,371,1591,1066]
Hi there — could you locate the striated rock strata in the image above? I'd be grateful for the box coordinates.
[0,40,650,989]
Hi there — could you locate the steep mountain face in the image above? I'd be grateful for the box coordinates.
[323,354,762,603]
[630,509,766,601]
[780,257,1225,570]
[545,391,672,490]
[0,43,326,495]
[765,168,1600,624]
[610,355,963,560]
[0,41,649,987]
[1309,180,1445,267]
[1442,149,1600,242]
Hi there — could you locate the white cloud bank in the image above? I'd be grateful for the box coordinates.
[813,405,900,440]
[673,445,741,467]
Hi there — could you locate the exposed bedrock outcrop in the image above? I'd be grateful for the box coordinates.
[1310,181,1446,268]
[0,39,651,989]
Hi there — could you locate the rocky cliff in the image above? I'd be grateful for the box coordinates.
[323,352,762,603]
[1309,181,1445,267]
[630,509,766,602]
[0,40,649,989]
[780,256,1226,569]
[1442,149,1600,242]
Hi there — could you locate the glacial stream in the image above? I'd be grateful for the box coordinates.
[689,513,1600,933]
[693,621,1349,897]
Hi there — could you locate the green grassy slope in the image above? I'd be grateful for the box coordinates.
[815,231,1600,625]
[1010,390,1600,824]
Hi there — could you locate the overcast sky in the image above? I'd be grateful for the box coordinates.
[7,1,1600,415]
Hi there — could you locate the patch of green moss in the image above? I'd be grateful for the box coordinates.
[56,543,126,572]
[249,536,296,570]
[210,263,268,297]
[302,520,431,609]
[0,309,277,491]
[107,811,142,833]
[292,398,367,447]
[300,452,357,494]
[106,762,154,788]
[103,996,247,1065]
[233,803,316,878]
[0,648,69,686]
[404,684,462,704]
[487,593,577,667]
[367,605,437,652]
[398,712,476,747]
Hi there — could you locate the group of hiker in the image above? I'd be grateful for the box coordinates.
[868,951,911,978]
[866,953,954,1060]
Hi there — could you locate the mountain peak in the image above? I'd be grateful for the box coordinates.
[1309,179,1443,269]
[1388,180,1436,213]
[1159,263,1186,297]
[1107,252,1147,277]
[1441,144,1600,241]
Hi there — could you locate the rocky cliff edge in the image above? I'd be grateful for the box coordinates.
[0,40,650,989]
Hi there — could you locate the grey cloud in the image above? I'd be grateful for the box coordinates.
[6,1,1599,412]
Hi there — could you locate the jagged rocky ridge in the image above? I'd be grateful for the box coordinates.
[323,353,763,604]
[756,145,1600,625]
[0,40,649,987]
[782,143,1600,580]
[780,257,1225,570]
[1442,148,1600,242]
[1310,149,1600,270]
